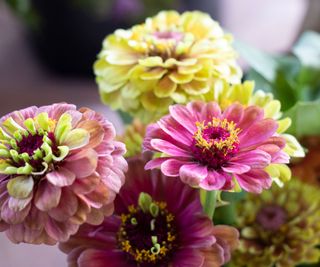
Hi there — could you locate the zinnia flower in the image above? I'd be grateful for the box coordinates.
[59,157,239,267]
[94,10,242,122]
[0,103,127,244]
[230,179,320,267]
[143,101,292,193]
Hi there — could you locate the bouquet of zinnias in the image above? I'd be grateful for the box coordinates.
[2,10,320,267]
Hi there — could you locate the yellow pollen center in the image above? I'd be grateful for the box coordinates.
[118,201,177,265]
[194,118,240,155]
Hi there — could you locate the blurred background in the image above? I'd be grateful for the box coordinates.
[0,0,318,266]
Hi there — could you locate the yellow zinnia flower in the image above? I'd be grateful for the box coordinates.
[94,10,242,122]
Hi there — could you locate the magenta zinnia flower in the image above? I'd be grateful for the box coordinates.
[59,158,239,267]
[0,103,127,244]
[143,101,289,193]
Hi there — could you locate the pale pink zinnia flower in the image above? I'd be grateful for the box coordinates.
[143,101,289,193]
[59,157,239,267]
[0,103,127,244]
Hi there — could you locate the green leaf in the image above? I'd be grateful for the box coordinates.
[284,101,320,137]
[234,40,278,82]
[293,31,320,68]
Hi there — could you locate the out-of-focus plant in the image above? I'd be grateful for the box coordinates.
[235,31,320,139]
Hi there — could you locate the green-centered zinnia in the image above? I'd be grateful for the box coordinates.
[231,179,320,267]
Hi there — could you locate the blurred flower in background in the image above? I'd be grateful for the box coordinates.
[59,158,239,267]
[94,10,241,122]
[230,179,320,267]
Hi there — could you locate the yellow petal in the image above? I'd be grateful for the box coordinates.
[154,75,177,98]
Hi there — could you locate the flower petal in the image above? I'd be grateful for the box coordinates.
[46,167,76,187]
[63,128,90,150]
[199,170,228,190]
[239,119,278,148]
[35,180,62,211]
[179,163,208,186]
[7,176,34,199]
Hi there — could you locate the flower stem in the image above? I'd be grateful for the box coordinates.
[203,190,217,219]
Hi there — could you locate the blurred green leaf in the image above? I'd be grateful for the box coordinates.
[234,40,278,83]
[284,101,320,137]
[293,31,320,68]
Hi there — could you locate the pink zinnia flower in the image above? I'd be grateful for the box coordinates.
[143,101,290,193]
[59,158,239,267]
[0,103,127,244]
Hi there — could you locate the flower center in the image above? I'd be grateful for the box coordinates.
[256,204,288,231]
[17,134,44,156]
[153,31,184,42]
[118,193,177,266]
[192,118,240,169]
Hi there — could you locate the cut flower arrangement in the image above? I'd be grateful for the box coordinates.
[1,10,320,267]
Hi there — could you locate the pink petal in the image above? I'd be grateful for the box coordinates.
[236,169,272,193]
[186,101,204,121]
[223,103,244,124]
[71,173,100,194]
[179,163,208,186]
[65,149,98,178]
[199,170,228,190]
[1,199,31,224]
[144,157,171,170]
[158,115,193,146]
[200,102,222,123]
[272,151,290,164]
[229,150,271,169]
[237,106,264,130]
[44,217,79,242]
[161,159,188,176]
[222,163,251,174]
[169,104,197,134]
[46,167,76,187]
[35,180,62,211]
[239,119,278,148]
[77,120,105,149]
[48,188,78,222]
[150,139,191,157]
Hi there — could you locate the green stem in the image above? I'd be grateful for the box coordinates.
[204,190,217,219]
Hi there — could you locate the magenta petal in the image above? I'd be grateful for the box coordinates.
[222,103,244,124]
[35,180,62,211]
[222,163,250,174]
[237,106,264,130]
[150,139,191,157]
[229,150,271,169]
[46,167,76,187]
[179,163,208,186]
[200,102,222,123]
[78,249,130,267]
[158,115,193,146]
[239,119,278,148]
[186,101,203,121]
[144,157,171,170]
[199,170,227,190]
[161,159,188,176]
[236,169,272,193]
[272,151,290,164]
[169,104,197,134]
[172,248,205,267]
